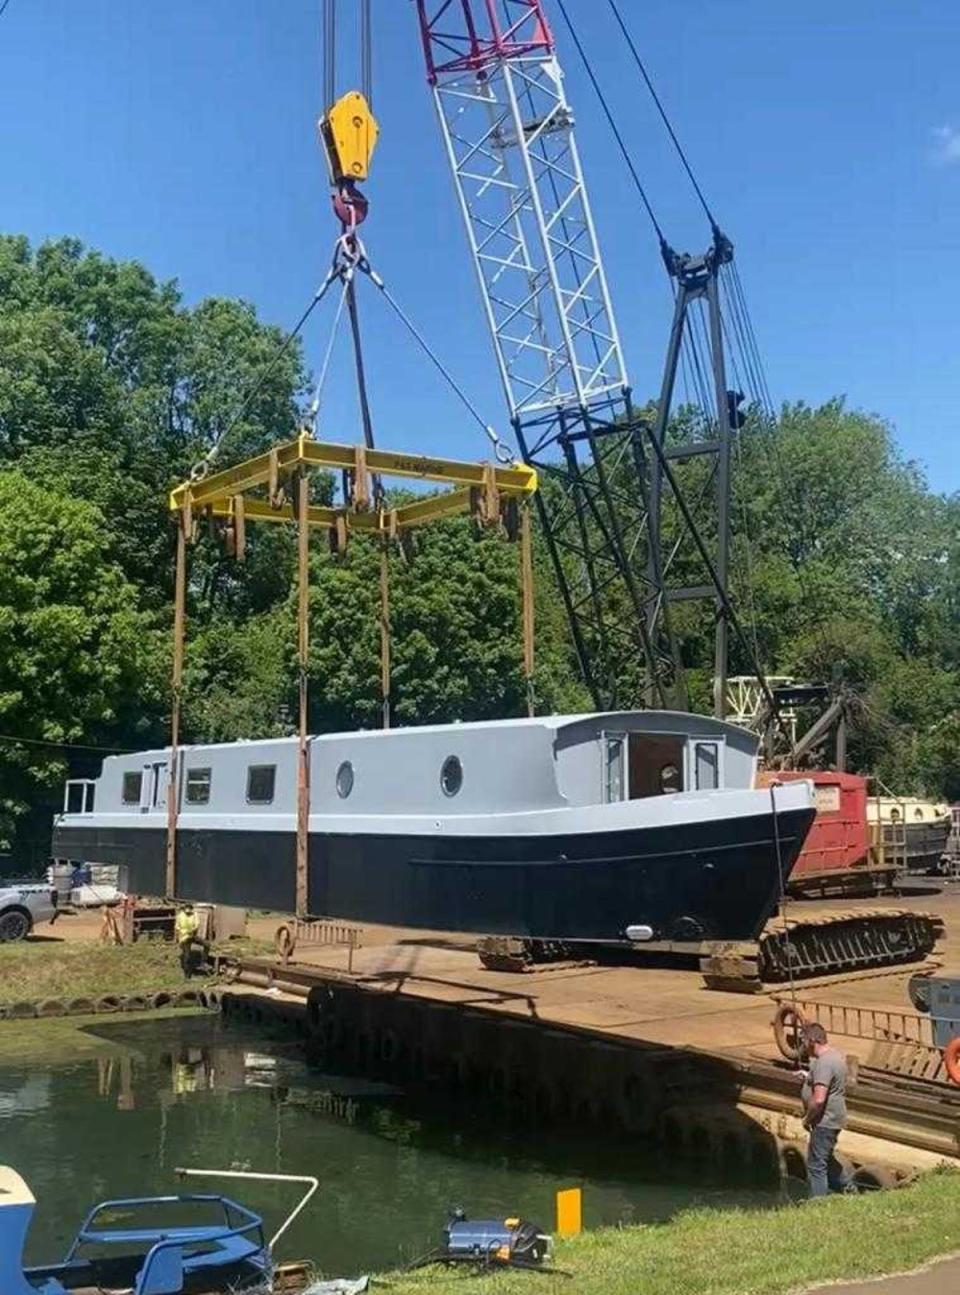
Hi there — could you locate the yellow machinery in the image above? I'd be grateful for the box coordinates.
[170,432,535,549]
[319,90,379,184]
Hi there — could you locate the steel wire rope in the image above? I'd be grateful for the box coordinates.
[682,306,716,432]
[647,300,792,740]
[362,265,516,463]
[719,273,760,405]
[769,781,801,1059]
[726,283,769,421]
[691,296,720,421]
[189,275,339,481]
[306,273,352,432]
[360,0,372,105]
[728,300,834,663]
[730,263,777,416]
[0,733,132,754]
[720,317,764,673]
[554,0,668,248]
[721,267,773,422]
[606,0,718,230]
[677,280,768,697]
[717,263,838,700]
[322,0,336,110]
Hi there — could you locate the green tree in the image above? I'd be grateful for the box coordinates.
[184,512,587,741]
[0,236,307,601]
[0,471,156,849]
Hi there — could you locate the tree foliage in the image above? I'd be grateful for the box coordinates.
[0,234,957,862]
[0,471,156,848]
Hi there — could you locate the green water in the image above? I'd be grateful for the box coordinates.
[0,1013,783,1276]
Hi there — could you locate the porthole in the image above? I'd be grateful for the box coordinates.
[336,760,354,799]
[440,755,463,797]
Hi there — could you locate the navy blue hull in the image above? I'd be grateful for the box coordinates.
[52,807,813,942]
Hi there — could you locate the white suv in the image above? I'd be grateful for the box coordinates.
[0,882,59,942]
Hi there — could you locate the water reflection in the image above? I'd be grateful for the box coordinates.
[1,1014,781,1275]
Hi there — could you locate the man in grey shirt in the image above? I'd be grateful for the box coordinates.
[801,1021,851,1198]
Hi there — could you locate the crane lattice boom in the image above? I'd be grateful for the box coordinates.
[416,0,739,715]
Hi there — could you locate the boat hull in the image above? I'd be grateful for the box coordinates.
[52,805,814,942]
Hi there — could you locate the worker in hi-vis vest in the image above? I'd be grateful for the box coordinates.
[174,903,201,977]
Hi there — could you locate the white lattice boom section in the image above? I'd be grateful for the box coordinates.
[417,0,628,425]
[727,675,798,745]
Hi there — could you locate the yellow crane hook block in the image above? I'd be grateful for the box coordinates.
[319,90,379,183]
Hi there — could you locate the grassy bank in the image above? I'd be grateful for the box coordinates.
[0,934,270,1004]
[0,1006,204,1063]
[385,1171,960,1295]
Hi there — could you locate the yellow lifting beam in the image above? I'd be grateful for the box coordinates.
[170,432,537,535]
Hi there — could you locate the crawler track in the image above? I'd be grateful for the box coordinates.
[478,910,946,992]
[700,909,945,992]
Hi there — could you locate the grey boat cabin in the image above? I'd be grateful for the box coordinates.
[54,711,814,944]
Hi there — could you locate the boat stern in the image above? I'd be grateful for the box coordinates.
[0,1167,43,1295]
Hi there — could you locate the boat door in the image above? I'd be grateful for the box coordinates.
[141,761,168,812]
[602,732,627,802]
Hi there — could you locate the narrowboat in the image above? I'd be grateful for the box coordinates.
[53,711,815,945]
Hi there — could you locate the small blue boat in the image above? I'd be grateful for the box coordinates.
[1,1166,273,1294]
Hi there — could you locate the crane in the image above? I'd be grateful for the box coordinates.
[414,0,750,718]
[408,4,946,986]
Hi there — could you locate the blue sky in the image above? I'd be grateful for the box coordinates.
[1,1,958,492]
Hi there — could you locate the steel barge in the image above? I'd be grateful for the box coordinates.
[53,711,814,944]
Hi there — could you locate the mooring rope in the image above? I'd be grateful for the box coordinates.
[770,780,802,1063]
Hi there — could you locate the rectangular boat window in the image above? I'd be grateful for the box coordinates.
[694,742,720,790]
[604,737,625,803]
[122,771,143,805]
[247,764,276,805]
[185,767,212,805]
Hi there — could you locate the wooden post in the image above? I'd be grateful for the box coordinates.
[380,540,391,729]
[295,471,310,919]
[233,493,246,562]
[520,504,535,716]
[165,508,188,899]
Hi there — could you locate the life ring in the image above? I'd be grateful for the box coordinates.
[944,1036,960,1086]
[773,1003,807,1062]
[275,923,297,963]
